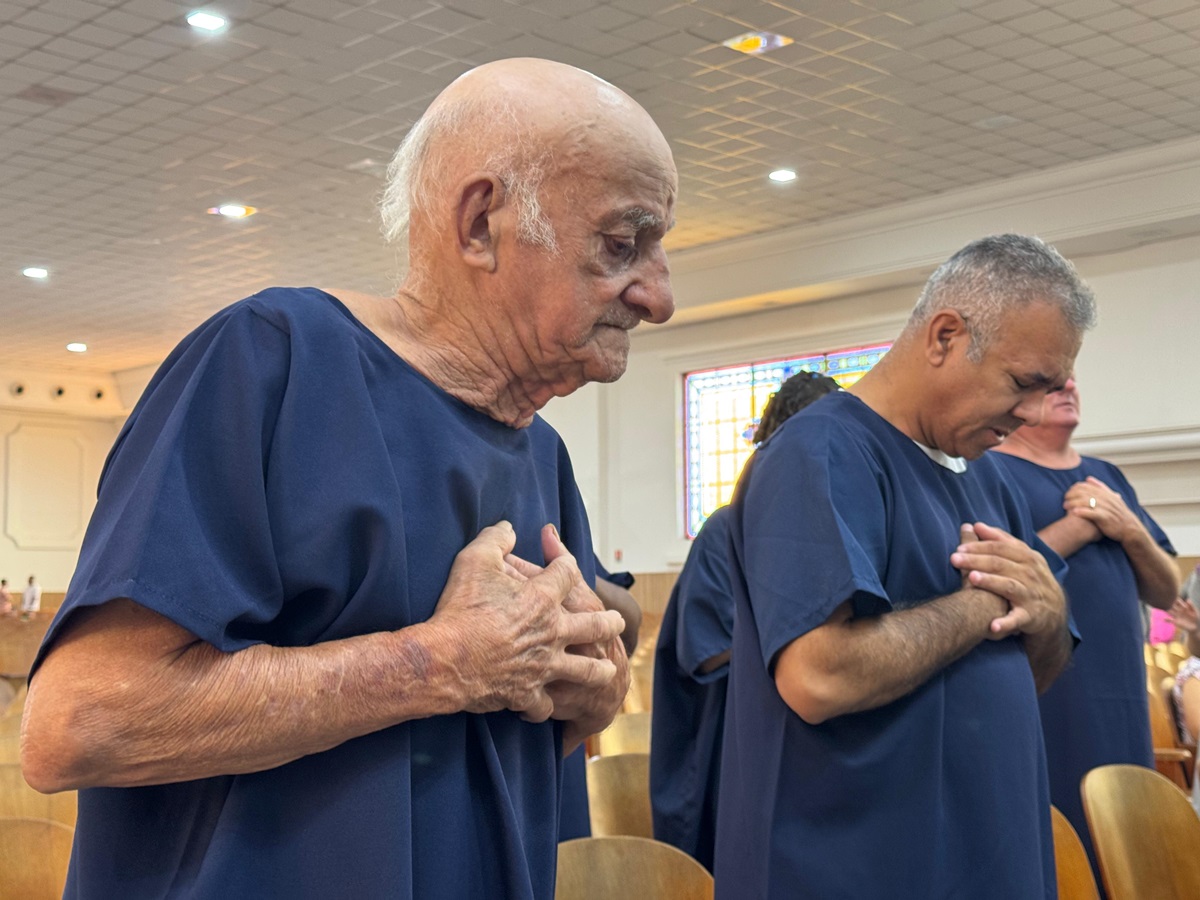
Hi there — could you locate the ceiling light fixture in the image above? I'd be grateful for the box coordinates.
[66,342,88,353]
[187,11,227,31]
[724,31,793,55]
[769,169,798,183]
[22,266,49,279]
[207,204,257,218]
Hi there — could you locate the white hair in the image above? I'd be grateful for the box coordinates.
[379,97,557,252]
[909,233,1097,361]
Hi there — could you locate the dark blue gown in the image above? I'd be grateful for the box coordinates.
[33,287,596,900]
[714,391,1064,900]
[558,560,637,842]
[650,506,733,872]
[991,453,1174,888]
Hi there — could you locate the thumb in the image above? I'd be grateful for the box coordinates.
[540,523,575,566]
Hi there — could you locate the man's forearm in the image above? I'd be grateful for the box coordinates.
[1121,528,1180,610]
[23,601,474,792]
[775,588,1007,724]
[1037,515,1095,559]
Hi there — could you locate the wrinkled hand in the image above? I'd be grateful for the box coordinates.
[428,521,626,723]
[950,521,1066,640]
[1168,597,1200,635]
[505,527,631,730]
[1064,476,1139,544]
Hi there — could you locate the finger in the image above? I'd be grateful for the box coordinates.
[966,568,1028,603]
[959,523,978,544]
[517,691,554,724]
[527,554,583,605]
[951,543,1030,570]
[970,522,1018,543]
[989,607,1030,636]
[504,553,542,580]
[550,653,618,687]
[463,520,518,562]
[560,608,625,647]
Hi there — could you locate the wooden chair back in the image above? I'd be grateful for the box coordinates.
[1081,764,1200,900]
[1147,680,1192,790]
[0,714,21,739]
[594,711,650,757]
[623,661,654,714]
[0,817,75,900]
[586,753,652,839]
[0,732,20,764]
[1050,805,1100,900]
[0,764,77,826]
[4,681,27,718]
[556,835,713,900]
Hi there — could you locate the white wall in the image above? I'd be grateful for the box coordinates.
[548,233,1200,571]
[0,407,122,593]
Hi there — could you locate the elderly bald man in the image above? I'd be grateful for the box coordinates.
[22,58,676,899]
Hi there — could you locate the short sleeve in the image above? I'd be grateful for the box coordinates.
[673,508,734,680]
[34,302,292,669]
[738,417,891,671]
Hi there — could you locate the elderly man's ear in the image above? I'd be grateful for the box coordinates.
[456,176,505,273]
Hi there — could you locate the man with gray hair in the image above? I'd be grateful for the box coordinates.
[22,58,676,899]
[715,234,1095,898]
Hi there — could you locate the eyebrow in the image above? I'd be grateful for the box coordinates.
[604,207,674,233]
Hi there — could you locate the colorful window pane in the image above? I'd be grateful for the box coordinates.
[683,342,890,537]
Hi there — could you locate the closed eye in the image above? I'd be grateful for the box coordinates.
[604,235,637,261]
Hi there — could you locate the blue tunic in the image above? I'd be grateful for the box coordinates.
[714,391,1063,899]
[557,560,636,843]
[991,453,1174,886]
[33,287,596,900]
[650,506,733,872]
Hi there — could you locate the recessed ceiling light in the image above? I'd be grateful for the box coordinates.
[22,266,48,279]
[207,204,257,218]
[187,11,227,31]
[66,342,87,353]
[724,31,793,55]
[769,169,798,183]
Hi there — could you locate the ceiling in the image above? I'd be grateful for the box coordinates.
[3,0,1200,376]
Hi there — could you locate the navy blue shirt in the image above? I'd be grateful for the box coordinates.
[992,452,1173,886]
[34,288,595,899]
[714,391,1064,899]
[650,506,732,872]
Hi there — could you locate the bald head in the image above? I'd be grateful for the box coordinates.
[380,58,670,253]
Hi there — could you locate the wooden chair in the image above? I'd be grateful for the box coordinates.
[1166,642,1191,669]
[556,835,713,900]
[0,764,77,826]
[623,661,654,715]
[586,752,652,838]
[0,714,21,738]
[1081,764,1200,899]
[594,711,650,757]
[0,733,20,764]
[1156,646,1181,675]
[4,681,27,717]
[0,817,75,900]
[1050,805,1100,900]
[1147,679,1193,790]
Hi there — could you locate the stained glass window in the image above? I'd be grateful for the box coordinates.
[683,342,890,537]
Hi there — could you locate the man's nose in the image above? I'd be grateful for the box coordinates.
[624,248,674,324]
[1015,393,1045,427]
